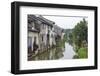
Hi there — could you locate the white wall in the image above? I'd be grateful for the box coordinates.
[0,0,99,76]
[28,32,39,50]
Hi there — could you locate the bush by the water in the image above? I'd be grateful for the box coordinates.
[77,47,88,58]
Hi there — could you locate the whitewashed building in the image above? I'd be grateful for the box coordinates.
[28,15,65,55]
[28,15,40,54]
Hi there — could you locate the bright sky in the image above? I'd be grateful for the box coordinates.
[43,15,87,29]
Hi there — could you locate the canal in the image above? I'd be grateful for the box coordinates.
[29,42,76,61]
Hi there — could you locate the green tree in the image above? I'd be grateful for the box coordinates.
[72,18,88,50]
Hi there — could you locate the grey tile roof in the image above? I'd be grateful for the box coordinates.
[37,15,55,26]
[28,15,55,27]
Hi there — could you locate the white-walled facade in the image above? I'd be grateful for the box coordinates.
[28,32,39,51]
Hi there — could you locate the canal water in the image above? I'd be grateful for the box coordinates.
[29,42,76,61]
[60,42,76,59]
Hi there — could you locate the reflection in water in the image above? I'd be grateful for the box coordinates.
[29,42,76,61]
[61,43,76,59]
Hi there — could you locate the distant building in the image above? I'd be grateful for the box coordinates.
[61,29,65,40]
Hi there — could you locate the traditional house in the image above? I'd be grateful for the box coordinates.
[28,15,56,54]
[53,24,63,42]
[61,29,65,40]
[37,15,55,48]
[28,15,65,56]
[28,15,40,54]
